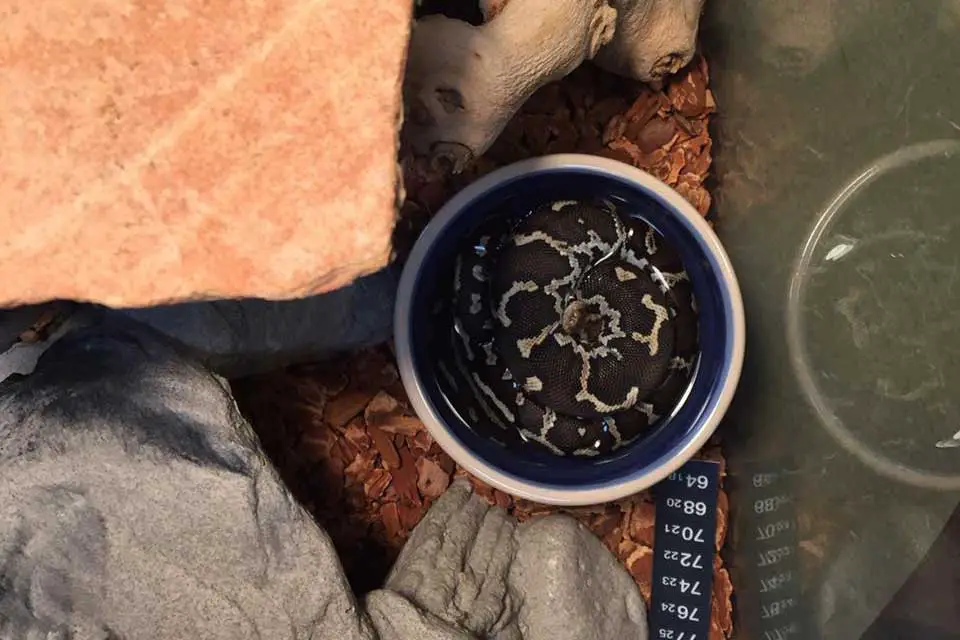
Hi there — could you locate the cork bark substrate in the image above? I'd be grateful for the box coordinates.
[233,56,734,640]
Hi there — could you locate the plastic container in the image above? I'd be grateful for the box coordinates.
[702,1,960,636]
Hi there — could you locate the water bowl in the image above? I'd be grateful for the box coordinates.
[395,155,744,505]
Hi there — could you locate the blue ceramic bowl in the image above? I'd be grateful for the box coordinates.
[395,155,744,505]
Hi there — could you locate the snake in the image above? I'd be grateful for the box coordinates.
[443,198,699,457]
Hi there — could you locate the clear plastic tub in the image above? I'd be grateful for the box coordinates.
[703,1,960,637]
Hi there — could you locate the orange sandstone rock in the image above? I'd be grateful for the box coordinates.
[0,0,411,306]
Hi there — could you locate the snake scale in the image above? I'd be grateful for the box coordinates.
[444,199,699,457]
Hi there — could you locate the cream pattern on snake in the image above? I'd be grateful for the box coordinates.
[446,199,699,456]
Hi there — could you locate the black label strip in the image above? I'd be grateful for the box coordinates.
[650,459,721,640]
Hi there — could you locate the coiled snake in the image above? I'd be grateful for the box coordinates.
[446,199,698,457]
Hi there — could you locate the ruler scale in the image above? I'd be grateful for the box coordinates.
[650,459,722,640]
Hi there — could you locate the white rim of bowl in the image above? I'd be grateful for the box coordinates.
[394,154,745,505]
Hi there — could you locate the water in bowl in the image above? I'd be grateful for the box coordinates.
[427,195,702,458]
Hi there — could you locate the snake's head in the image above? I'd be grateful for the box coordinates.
[562,300,606,344]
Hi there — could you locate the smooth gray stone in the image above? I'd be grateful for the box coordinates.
[0,313,375,640]
[122,265,399,377]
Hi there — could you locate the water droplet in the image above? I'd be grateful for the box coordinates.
[452,317,468,340]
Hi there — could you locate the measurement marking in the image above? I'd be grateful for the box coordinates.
[651,460,719,640]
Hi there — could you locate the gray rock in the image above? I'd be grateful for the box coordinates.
[0,310,648,640]
[366,591,476,640]
[510,516,648,640]
[369,481,648,640]
[375,481,519,639]
[122,265,399,377]
[0,312,375,640]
